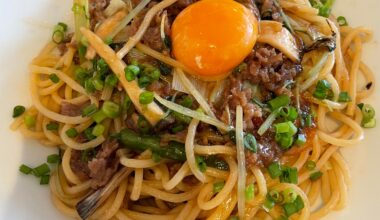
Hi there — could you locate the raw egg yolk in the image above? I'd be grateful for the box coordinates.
[171,0,258,81]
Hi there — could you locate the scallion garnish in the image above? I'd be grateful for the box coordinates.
[268,190,283,203]
[337,16,348,26]
[139,91,154,105]
[49,74,60,83]
[305,160,316,171]
[280,106,298,122]
[213,181,225,193]
[92,124,105,137]
[46,122,59,131]
[19,164,33,174]
[40,175,50,185]
[65,128,79,138]
[196,156,207,172]
[81,104,98,117]
[280,167,298,184]
[310,171,323,181]
[268,162,282,179]
[313,80,333,100]
[244,133,258,153]
[13,105,25,118]
[262,196,275,212]
[295,134,307,146]
[102,101,121,118]
[92,78,104,91]
[47,154,60,164]
[33,163,50,177]
[92,110,107,123]
[105,74,118,88]
[268,95,290,110]
[338,91,352,102]
[282,195,304,217]
[24,115,36,128]
[282,188,297,203]
[245,184,255,200]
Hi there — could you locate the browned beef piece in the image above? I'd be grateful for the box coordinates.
[88,139,120,188]
[70,150,90,181]
[256,0,283,22]
[243,44,302,96]
[89,0,111,30]
[60,102,82,117]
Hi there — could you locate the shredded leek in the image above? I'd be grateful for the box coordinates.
[73,0,90,43]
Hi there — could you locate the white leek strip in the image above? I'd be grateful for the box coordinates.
[235,106,246,219]
[154,93,230,131]
[185,119,206,182]
[73,0,90,43]
[104,0,127,17]
[108,0,151,39]
[175,68,215,117]
[258,108,281,136]
[117,0,178,59]
[61,124,106,150]
[172,69,208,97]
[160,10,167,41]
[300,52,330,92]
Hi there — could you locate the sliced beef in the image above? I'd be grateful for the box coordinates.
[89,0,111,30]
[88,139,120,188]
[70,150,90,181]
[256,0,283,22]
[60,102,82,117]
[243,44,302,96]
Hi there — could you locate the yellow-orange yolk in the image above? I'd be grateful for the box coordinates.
[171,0,258,81]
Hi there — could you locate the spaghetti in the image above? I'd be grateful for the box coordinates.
[12,0,377,219]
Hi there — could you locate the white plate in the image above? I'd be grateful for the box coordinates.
[0,0,379,219]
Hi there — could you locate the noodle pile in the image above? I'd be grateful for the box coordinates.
[11,0,376,219]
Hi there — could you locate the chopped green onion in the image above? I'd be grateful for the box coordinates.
[92,110,107,123]
[268,95,290,110]
[196,156,207,172]
[305,114,313,127]
[244,133,257,153]
[138,75,152,88]
[125,68,136,81]
[139,91,154,104]
[33,163,50,177]
[74,67,89,83]
[233,62,248,74]
[283,196,304,217]
[310,171,323,181]
[92,78,104,90]
[47,154,60,164]
[295,134,307,146]
[105,74,118,87]
[127,64,140,75]
[137,115,151,133]
[282,188,297,203]
[149,68,161,81]
[49,74,60,83]
[104,37,113,45]
[268,162,282,179]
[52,30,64,44]
[245,184,255,200]
[362,118,376,128]
[122,94,132,113]
[280,106,298,122]
[84,127,96,140]
[269,190,283,203]
[262,197,275,212]
[84,78,96,93]
[40,175,50,185]
[19,164,33,174]
[24,115,36,128]
[171,124,185,133]
[102,101,121,118]
[13,105,25,118]
[92,124,105,137]
[361,104,375,122]
[305,160,316,171]
[82,104,98,117]
[65,128,78,138]
[77,44,87,60]
[274,121,298,135]
[280,167,298,184]
[313,80,333,100]
[213,181,225,193]
[151,152,162,162]
[275,133,294,149]
[229,216,239,220]
[180,96,193,108]
[46,122,59,131]
[277,215,289,220]
[338,91,352,102]
[95,58,109,75]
